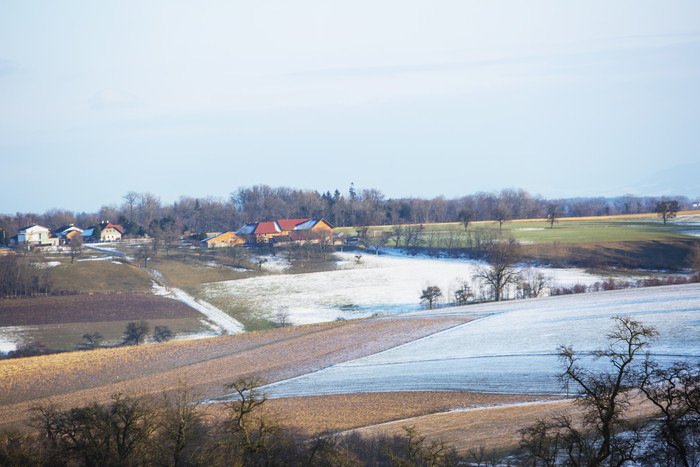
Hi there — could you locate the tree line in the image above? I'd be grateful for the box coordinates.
[2,377,464,466]
[1,187,694,241]
[0,252,52,298]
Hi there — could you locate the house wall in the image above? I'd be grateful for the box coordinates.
[101,227,122,242]
[206,233,244,248]
[18,227,50,245]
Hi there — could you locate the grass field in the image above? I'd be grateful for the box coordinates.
[334,212,700,246]
[48,259,152,294]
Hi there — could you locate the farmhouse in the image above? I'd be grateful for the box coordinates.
[201,231,245,248]
[100,222,124,241]
[81,221,124,242]
[235,221,282,244]
[52,225,84,245]
[10,225,56,247]
[290,218,334,242]
[235,218,334,244]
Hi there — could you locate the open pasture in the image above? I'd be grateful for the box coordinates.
[334,212,700,246]
[47,259,152,294]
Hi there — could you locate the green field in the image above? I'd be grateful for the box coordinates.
[335,215,700,246]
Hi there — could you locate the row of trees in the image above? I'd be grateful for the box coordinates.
[1,187,694,241]
[2,378,463,466]
[0,253,52,298]
[420,240,700,309]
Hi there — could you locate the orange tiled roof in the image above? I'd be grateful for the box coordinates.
[254,222,281,235]
[277,218,310,231]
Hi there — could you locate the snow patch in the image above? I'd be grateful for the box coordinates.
[263,283,700,397]
[201,252,612,325]
[151,281,170,296]
[170,288,244,334]
[257,255,291,272]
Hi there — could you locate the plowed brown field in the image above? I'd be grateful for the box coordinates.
[0,294,198,325]
[0,316,470,428]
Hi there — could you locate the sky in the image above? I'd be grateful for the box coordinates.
[1,1,700,214]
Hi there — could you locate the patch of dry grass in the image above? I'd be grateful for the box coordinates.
[348,393,659,455]
[48,260,152,294]
[349,400,575,454]
[0,316,470,428]
[262,392,562,435]
[148,256,251,287]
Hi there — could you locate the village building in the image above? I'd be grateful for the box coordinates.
[10,224,56,247]
[289,218,334,242]
[235,218,334,245]
[52,225,84,245]
[201,231,245,248]
[100,222,124,242]
[81,221,124,242]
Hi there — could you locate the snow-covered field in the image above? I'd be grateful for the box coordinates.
[264,283,700,397]
[200,252,625,325]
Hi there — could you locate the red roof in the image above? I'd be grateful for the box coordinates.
[254,222,280,235]
[102,222,124,234]
[277,218,310,231]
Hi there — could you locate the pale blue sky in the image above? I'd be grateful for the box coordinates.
[1,1,699,213]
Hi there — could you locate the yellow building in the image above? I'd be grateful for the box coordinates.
[202,231,245,248]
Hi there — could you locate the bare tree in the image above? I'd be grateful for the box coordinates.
[122,191,140,221]
[391,225,404,247]
[123,320,150,345]
[273,309,291,328]
[135,243,153,268]
[557,316,658,466]
[153,326,174,343]
[519,267,551,298]
[453,280,473,306]
[80,332,103,350]
[638,360,700,467]
[219,377,279,465]
[474,239,521,301]
[157,384,203,467]
[420,285,442,310]
[365,230,389,254]
[458,209,474,231]
[656,200,680,224]
[69,235,83,263]
[546,203,560,229]
[493,200,512,231]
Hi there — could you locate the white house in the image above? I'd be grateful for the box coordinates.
[14,225,51,246]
